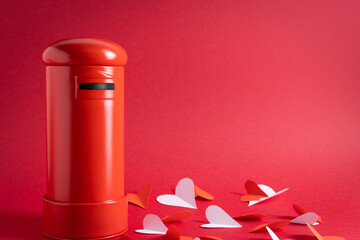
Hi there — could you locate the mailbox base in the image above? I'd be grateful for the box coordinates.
[43,195,128,239]
[43,231,127,240]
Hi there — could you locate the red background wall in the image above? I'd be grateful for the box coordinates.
[0,0,359,239]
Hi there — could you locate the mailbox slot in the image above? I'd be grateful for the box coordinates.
[79,83,115,90]
[76,78,115,99]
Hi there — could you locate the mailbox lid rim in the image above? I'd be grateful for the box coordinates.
[42,37,127,66]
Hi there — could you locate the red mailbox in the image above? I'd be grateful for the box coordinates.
[42,37,128,239]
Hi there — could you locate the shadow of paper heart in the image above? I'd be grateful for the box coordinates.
[235,218,264,222]
[288,234,317,240]
[189,219,208,224]
[0,211,46,240]
[275,215,294,220]
[229,191,244,196]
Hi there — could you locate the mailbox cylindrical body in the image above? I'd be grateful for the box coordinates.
[42,38,128,239]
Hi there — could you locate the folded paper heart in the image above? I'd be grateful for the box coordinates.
[194,185,214,200]
[241,180,289,206]
[306,222,345,240]
[266,226,280,240]
[293,203,322,224]
[128,184,152,209]
[165,225,193,240]
[161,211,193,223]
[157,178,197,209]
[135,214,168,234]
[135,214,192,239]
[233,213,266,221]
[290,212,318,225]
[157,178,214,209]
[250,220,290,233]
[201,205,242,228]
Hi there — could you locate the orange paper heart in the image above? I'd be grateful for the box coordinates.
[306,222,344,240]
[194,185,214,200]
[128,184,152,209]
[162,211,193,223]
[250,220,290,233]
[233,213,266,221]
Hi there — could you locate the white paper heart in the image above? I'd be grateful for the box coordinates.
[201,205,242,228]
[249,185,289,206]
[266,226,280,240]
[135,214,168,234]
[157,178,197,209]
[290,212,318,225]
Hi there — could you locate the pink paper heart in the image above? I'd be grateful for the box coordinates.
[291,212,318,225]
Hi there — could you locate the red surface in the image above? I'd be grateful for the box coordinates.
[0,0,360,239]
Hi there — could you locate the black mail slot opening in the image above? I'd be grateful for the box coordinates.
[79,83,115,90]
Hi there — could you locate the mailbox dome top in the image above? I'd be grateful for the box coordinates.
[42,37,127,66]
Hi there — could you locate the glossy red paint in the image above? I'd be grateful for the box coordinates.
[42,38,128,239]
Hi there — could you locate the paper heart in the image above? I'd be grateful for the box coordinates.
[293,203,309,215]
[291,212,318,225]
[161,210,193,223]
[241,180,289,206]
[266,226,280,240]
[306,222,345,240]
[293,203,322,224]
[157,178,197,209]
[245,180,268,197]
[128,184,152,209]
[165,225,193,240]
[135,214,168,234]
[194,185,214,200]
[250,220,290,233]
[136,217,192,240]
[201,205,242,228]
